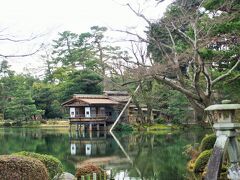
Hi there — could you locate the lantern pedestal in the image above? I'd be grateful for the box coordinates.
[205,101,240,180]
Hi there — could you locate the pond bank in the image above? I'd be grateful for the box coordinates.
[0,120,69,128]
[0,120,207,133]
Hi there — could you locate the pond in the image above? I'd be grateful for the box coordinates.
[0,128,209,179]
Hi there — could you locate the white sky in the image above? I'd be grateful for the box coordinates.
[0,0,172,75]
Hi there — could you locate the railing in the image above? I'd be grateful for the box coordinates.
[80,172,107,180]
[69,114,117,123]
[72,114,106,118]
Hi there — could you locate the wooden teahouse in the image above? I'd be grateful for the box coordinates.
[62,91,129,131]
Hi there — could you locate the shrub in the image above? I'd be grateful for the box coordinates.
[115,123,134,131]
[155,117,165,124]
[183,144,199,160]
[0,155,48,180]
[3,122,11,127]
[76,164,104,178]
[200,134,216,151]
[11,121,23,127]
[27,121,41,126]
[193,149,212,173]
[13,151,63,179]
[40,120,47,124]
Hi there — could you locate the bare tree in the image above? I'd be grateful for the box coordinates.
[116,0,240,122]
[0,27,44,58]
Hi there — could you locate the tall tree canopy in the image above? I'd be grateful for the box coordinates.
[124,0,240,122]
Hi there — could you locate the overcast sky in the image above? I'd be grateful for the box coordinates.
[0,0,172,74]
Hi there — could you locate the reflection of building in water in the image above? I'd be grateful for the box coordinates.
[69,130,113,156]
[70,130,143,179]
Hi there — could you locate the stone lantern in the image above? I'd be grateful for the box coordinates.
[204,100,240,180]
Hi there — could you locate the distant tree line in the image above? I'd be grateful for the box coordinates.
[0,0,239,124]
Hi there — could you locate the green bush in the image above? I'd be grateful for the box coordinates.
[12,121,23,127]
[40,120,47,124]
[76,164,105,179]
[155,117,165,124]
[115,123,134,131]
[13,151,63,179]
[3,122,11,127]
[200,134,216,151]
[193,149,212,173]
[27,121,41,126]
[0,155,49,180]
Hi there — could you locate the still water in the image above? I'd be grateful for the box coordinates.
[0,128,208,179]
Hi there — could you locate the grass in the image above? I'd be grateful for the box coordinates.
[143,123,179,130]
[0,119,69,128]
[131,123,180,135]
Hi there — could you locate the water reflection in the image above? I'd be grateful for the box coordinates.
[0,128,209,179]
[69,130,109,156]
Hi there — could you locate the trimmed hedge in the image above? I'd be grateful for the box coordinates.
[0,155,49,180]
[76,164,104,178]
[193,149,212,173]
[13,151,63,179]
[200,134,216,151]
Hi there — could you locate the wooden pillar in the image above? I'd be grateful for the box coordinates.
[76,130,80,138]
[104,122,107,131]
[104,130,106,138]
[69,123,72,132]
[76,124,79,131]
[79,123,81,133]
[82,125,85,138]
[97,124,100,131]
[69,123,72,138]
[89,123,92,132]
[89,130,92,139]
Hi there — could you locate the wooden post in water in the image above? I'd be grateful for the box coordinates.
[103,122,106,131]
[205,100,240,180]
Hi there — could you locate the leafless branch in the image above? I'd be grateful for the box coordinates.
[153,74,200,100]
[114,29,148,43]
[122,79,142,86]
[126,3,152,26]
[226,74,240,84]
[212,58,240,86]
[0,43,44,58]
[0,36,39,43]
[171,22,195,44]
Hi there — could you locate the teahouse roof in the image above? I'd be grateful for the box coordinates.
[62,93,123,106]
[104,91,129,103]
[107,95,129,103]
[80,98,118,105]
[73,94,106,99]
[104,91,128,96]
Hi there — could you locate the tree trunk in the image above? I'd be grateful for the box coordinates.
[187,97,211,125]
[146,104,153,124]
[132,95,145,124]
